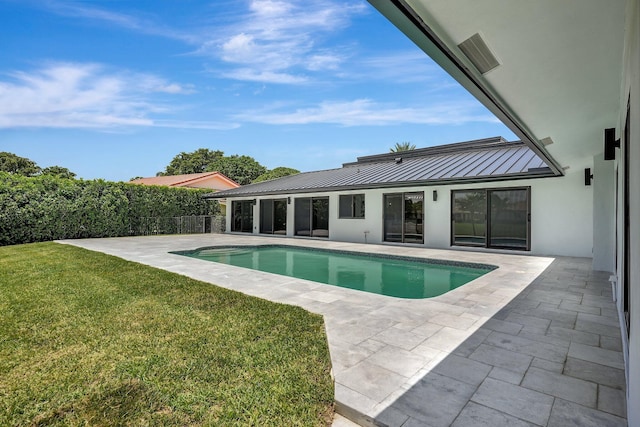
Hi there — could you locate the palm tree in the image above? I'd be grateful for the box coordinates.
[389,142,416,152]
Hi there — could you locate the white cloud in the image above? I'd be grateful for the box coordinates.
[234,99,500,126]
[222,69,308,84]
[0,63,230,130]
[205,0,367,83]
[41,0,197,43]
[307,53,342,71]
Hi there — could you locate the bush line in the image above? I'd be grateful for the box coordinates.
[0,172,219,246]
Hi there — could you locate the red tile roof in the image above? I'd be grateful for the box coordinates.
[130,172,239,191]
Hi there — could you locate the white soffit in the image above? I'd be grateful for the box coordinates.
[399,0,626,166]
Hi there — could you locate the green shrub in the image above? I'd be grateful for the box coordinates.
[0,172,219,246]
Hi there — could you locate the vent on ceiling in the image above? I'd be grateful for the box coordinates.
[458,33,500,74]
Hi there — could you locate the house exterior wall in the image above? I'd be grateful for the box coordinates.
[619,0,639,422]
[224,170,593,258]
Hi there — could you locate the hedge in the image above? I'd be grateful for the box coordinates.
[0,172,219,246]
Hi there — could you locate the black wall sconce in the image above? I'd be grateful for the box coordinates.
[252,199,257,205]
[604,128,620,160]
[584,168,593,186]
[287,196,291,204]
[432,190,438,201]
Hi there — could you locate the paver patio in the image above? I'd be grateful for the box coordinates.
[59,235,627,426]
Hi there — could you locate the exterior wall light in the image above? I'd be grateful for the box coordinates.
[585,168,593,186]
[604,128,620,160]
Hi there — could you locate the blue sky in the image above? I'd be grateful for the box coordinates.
[0,0,515,181]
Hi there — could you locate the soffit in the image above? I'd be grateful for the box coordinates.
[398,0,625,166]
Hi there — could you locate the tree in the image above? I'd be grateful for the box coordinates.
[158,149,269,185]
[252,167,300,183]
[41,166,76,179]
[158,148,224,176]
[0,152,41,176]
[211,155,267,185]
[389,142,416,153]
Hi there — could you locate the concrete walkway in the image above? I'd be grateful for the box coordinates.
[59,235,627,426]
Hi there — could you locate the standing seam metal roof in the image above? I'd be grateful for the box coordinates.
[205,137,555,199]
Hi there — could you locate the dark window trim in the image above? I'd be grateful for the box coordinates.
[451,186,531,251]
[339,193,365,219]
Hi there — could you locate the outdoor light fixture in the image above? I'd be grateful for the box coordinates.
[287,197,291,204]
[604,128,620,160]
[252,199,257,205]
[433,190,438,201]
[584,168,593,186]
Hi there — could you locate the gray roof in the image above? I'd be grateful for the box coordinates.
[205,137,555,199]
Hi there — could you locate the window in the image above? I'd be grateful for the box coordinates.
[231,200,253,233]
[295,197,329,238]
[452,187,530,250]
[260,199,287,235]
[339,194,365,218]
[383,192,424,243]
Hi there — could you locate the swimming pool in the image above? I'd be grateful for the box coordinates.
[174,245,496,299]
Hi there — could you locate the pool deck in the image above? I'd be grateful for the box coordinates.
[59,235,627,427]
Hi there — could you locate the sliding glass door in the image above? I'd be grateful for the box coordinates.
[383,194,403,242]
[383,192,424,243]
[452,187,530,250]
[260,199,287,235]
[452,190,486,246]
[489,189,529,249]
[294,197,329,238]
[231,200,253,233]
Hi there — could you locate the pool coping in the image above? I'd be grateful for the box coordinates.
[171,244,499,271]
[58,234,595,426]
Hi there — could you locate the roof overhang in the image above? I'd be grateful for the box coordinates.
[367,0,626,173]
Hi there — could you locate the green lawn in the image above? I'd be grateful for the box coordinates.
[0,242,334,426]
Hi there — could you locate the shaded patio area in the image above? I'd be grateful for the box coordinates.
[59,235,627,426]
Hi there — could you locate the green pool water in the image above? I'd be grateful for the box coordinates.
[176,245,496,299]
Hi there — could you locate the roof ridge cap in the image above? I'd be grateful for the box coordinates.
[345,137,520,166]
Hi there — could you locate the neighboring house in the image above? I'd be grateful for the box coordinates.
[206,137,590,257]
[130,172,239,190]
[131,172,239,214]
[209,0,640,422]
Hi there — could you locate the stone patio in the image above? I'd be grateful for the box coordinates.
[59,235,627,426]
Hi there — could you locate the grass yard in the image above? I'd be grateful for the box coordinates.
[0,242,334,426]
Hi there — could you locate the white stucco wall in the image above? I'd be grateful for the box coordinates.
[619,0,639,423]
[225,169,593,258]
